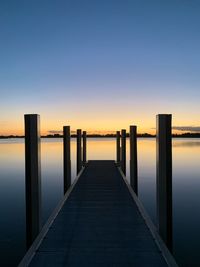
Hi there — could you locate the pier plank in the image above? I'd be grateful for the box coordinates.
[21,160,175,267]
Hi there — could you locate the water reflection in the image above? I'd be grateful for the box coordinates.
[0,138,200,266]
[173,139,200,147]
[0,141,26,266]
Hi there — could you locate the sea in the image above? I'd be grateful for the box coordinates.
[0,137,200,267]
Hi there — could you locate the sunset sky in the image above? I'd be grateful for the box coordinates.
[1,0,200,135]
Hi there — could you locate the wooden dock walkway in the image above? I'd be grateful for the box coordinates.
[19,160,178,267]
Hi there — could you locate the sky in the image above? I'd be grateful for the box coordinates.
[1,0,200,135]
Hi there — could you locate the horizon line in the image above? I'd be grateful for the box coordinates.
[1,132,200,139]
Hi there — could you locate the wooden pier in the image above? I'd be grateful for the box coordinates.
[18,113,178,266]
[19,160,178,267]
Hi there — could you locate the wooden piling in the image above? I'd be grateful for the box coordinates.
[24,114,41,249]
[121,129,126,175]
[83,131,87,166]
[63,126,71,194]
[77,129,82,174]
[130,125,138,195]
[156,114,172,251]
[116,131,120,164]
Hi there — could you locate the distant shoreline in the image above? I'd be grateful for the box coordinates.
[1,133,200,139]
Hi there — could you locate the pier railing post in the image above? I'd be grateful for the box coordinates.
[156,114,172,250]
[116,131,120,164]
[130,125,138,194]
[83,131,87,166]
[24,114,41,249]
[77,129,82,174]
[63,126,71,194]
[121,129,126,175]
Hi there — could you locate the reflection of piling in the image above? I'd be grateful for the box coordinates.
[130,125,138,195]
[77,129,82,174]
[24,114,41,249]
[116,131,120,164]
[156,114,172,251]
[121,129,126,175]
[83,131,87,166]
[63,126,71,194]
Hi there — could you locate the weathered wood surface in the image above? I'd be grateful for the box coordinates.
[23,161,175,267]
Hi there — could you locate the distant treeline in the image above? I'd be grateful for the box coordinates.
[1,132,200,138]
[42,133,154,138]
[172,133,200,138]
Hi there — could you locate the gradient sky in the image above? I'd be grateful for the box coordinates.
[1,0,200,135]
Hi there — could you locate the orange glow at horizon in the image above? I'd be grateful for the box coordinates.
[0,122,196,136]
[1,112,200,136]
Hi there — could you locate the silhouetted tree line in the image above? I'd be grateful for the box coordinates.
[1,132,200,139]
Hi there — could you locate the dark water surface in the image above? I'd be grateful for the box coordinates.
[0,138,199,267]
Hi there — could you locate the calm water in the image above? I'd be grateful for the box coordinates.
[0,138,200,267]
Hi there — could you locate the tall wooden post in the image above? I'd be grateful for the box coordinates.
[130,125,138,195]
[24,114,41,249]
[77,129,82,174]
[156,114,172,251]
[116,131,120,164]
[82,131,87,166]
[63,126,71,194]
[121,129,126,175]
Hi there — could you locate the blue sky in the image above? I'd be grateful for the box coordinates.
[1,0,200,134]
